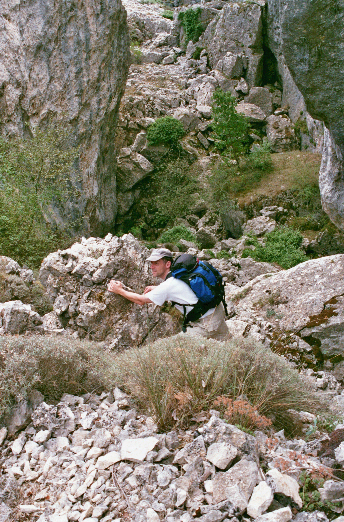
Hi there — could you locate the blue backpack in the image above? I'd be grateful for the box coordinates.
[167,253,228,330]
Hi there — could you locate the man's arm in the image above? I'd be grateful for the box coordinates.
[107,280,153,305]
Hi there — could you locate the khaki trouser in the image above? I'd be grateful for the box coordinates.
[185,303,229,341]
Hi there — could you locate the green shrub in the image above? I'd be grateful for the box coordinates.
[162,9,174,19]
[242,226,309,269]
[146,116,185,146]
[299,472,340,514]
[159,225,196,244]
[211,89,249,160]
[192,46,203,60]
[139,158,199,230]
[112,336,324,430]
[249,138,273,170]
[0,124,78,267]
[0,335,119,418]
[178,8,204,44]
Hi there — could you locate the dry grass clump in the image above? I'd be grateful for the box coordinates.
[0,335,119,419]
[113,335,325,431]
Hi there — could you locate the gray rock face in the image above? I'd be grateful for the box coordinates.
[0,0,130,235]
[201,1,265,87]
[229,254,344,358]
[267,0,344,231]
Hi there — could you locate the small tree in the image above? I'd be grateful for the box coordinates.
[211,89,249,160]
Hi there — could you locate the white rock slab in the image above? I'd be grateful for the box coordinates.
[255,506,292,522]
[121,437,159,462]
[206,442,237,469]
[212,459,259,510]
[96,451,121,470]
[33,430,51,443]
[0,427,7,446]
[247,481,274,518]
[11,434,26,455]
[334,441,344,464]
[146,508,160,522]
[267,469,302,507]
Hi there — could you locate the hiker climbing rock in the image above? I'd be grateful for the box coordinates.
[108,248,229,341]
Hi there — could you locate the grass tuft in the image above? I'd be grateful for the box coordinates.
[112,335,324,431]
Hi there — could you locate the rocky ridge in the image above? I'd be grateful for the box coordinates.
[1,388,344,522]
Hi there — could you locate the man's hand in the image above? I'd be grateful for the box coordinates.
[144,285,157,294]
[107,279,153,305]
[108,280,123,294]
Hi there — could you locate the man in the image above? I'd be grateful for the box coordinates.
[107,248,229,341]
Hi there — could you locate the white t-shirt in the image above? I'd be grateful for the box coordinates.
[147,277,214,317]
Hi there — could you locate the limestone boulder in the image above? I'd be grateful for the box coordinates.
[39,234,180,347]
[236,102,266,123]
[0,301,42,335]
[243,216,277,236]
[230,254,344,358]
[211,458,259,511]
[246,87,273,117]
[0,0,130,235]
[266,115,298,152]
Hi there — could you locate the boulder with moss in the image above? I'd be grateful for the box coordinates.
[228,254,344,361]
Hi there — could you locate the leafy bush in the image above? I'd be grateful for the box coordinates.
[242,227,309,269]
[0,335,119,419]
[159,225,196,244]
[211,89,249,159]
[147,116,185,146]
[299,472,340,514]
[148,158,199,229]
[178,8,204,44]
[112,335,324,430]
[0,124,78,267]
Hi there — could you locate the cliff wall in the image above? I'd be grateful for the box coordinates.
[0,0,130,234]
[267,0,344,230]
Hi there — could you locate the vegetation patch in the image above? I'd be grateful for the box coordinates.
[112,335,324,431]
[162,9,174,19]
[159,224,196,245]
[211,89,249,159]
[242,226,309,269]
[0,335,119,419]
[178,8,204,44]
[0,124,78,268]
[147,116,185,147]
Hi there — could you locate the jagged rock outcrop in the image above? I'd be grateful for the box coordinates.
[38,234,179,347]
[267,0,344,231]
[0,0,130,234]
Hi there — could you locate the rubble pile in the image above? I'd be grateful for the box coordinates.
[1,389,344,522]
